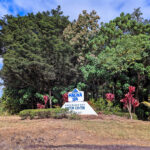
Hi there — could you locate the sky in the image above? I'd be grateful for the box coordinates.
[0,0,150,22]
[0,0,150,97]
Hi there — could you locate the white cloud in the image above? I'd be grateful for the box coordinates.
[0,58,3,70]
[0,58,3,64]
[56,0,150,22]
[0,85,4,97]
[13,0,57,13]
[0,1,11,17]
[1,0,150,22]
[0,78,4,97]
[0,78,3,84]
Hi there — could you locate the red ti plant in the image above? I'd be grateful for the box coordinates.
[43,95,48,106]
[105,93,115,102]
[63,93,68,103]
[105,93,115,110]
[120,86,139,119]
[37,95,49,109]
[37,103,45,109]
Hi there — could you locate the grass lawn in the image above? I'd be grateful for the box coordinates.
[0,115,150,149]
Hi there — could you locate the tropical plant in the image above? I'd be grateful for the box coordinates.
[120,86,139,119]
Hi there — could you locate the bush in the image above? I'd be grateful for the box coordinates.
[89,98,121,113]
[19,108,69,120]
[136,101,150,121]
[68,113,81,120]
[1,88,32,114]
[89,98,107,111]
[50,108,68,119]
[0,102,10,116]
[88,98,138,119]
[1,95,21,114]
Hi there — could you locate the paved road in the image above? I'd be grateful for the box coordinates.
[24,144,150,150]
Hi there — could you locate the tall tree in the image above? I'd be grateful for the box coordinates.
[63,10,100,63]
[0,6,78,111]
[84,10,150,101]
[63,10,100,99]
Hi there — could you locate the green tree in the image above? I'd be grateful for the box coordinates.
[87,9,150,101]
[0,6,78,111]
[85,34,150,101]
[63,10,100,99]
[63,10,100,62]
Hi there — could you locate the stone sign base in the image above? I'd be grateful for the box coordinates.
[62,101,98,116]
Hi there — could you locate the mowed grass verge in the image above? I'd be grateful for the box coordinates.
[0,115,149,148]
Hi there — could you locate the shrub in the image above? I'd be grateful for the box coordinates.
[136,101,150,121]
[19,109,33,120]
[1,95,21,114]
[0,102,10,116]
[37,103,45,109]
[62,93,68,103]
[89,98,107,111]
[19,108,68,120]
[68,113,81,120]
[89,98,121,113]
[105,93,115,102]
[50,108,68,119]
[120,86,139,119]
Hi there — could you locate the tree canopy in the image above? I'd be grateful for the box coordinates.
[0,6,150,115]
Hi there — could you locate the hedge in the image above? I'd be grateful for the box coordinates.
[19,108,81,120]
[19,108,69,120]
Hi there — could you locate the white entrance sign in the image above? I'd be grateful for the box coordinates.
[68,88,84,102]
[62,101,98,115]
[62,88,98,116]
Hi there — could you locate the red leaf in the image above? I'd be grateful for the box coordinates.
[105,93,115,101]
[37,103,45,109]
[63,93,68,103]
[129,86,135,93]
[120,86,139,110]
[133,100,139,108]
[43,95,48,105]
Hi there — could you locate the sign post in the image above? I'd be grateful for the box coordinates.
[62,88,98,115]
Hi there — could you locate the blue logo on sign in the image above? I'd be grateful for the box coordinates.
[68,88,83,101]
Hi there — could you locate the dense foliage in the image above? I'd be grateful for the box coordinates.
[0,7,150,119]
[19,108,80,120]
[19,108,68,119]
[0,6,79,113]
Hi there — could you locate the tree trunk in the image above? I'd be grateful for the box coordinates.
[96,80,99,101]
[136,72,140,100]
[32,99,34,109]
[49,89,52,108]
[127,104,132,120]
[129,110,133,120]
[113,77,117,102]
